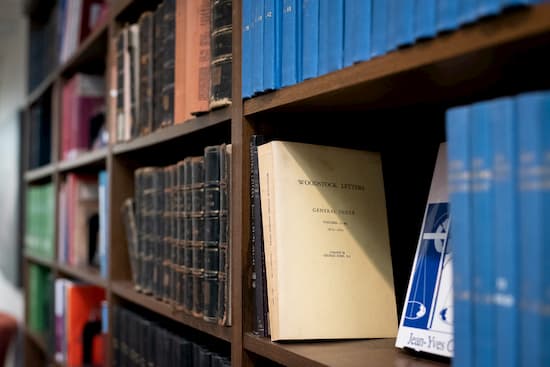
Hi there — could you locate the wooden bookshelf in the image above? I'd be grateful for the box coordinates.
[20,1,550,366]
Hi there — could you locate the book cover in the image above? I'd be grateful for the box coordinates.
[252,0,264,95]
[446,104,473,366]
[343,0,371,67]
[388,0,414,51]
[318,0,343,76]
[257,140,397,341]
[370,0,388,58]
[414,0,436,41]
[241,0,253,98]
[281,0,301,87]
[436,0,458,33]
[395,143,453,357]
[98,170,108,279]
[458,0,477,25]
[264,0,282,89]
[302,0,319,79]
[210,0,233,108]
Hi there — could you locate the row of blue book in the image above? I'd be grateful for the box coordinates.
[446,90,550,367]
[242,0,542,99]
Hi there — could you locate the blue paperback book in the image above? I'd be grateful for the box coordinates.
[414,0,436,41]
[437,0,459,33]
[343,0,371,67]
[264,0,282,90]
[242,0,253,98]
[395,143,454,358]
[98,170,108,279]
[388,0,414,51]
[252,0,265,95]
[318,0,344,75]
[302,0,319,80]
[281,0,302,87]
[370,0,387,58]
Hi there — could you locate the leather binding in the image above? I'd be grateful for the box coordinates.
[191,156,205,317]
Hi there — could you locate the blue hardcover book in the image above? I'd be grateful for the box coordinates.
[471,100,496,367]
[501,0,537,7]
[477,0,501,18]
[343,0,372,67]
[395,143,453,358]
[252,0,265,95]
[446,104,473,367]
[458,0,477,25]
[264,0,282,90]
[242,0,253,98]
[302,0,319,79]
[437,0,458,33]
[517,92,544,367]
[98,170,108,279]
[281,0,301,87]
[388,0,414,51]
[540,93,550,367]
[414,0,436,41]
[318,0,344,76]
[371,0,388,58]
[491,97,518,367]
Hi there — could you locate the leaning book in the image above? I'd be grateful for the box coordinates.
[395,142,453,357]
[257,140,398,341]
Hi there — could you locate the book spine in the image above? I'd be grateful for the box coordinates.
[414,0,436,41]
[281,0,300,87]
[134,169,144,292]
[302,0,319,79]
[163,166,174,302]
[491,97,519,367]
[162,0,175,127]
[370,0,387,58]
[183,157,194,313]
[116,30,126,142]
[218,144,232,326]
[188,0,212,115]
[191,157,205,317]
[471,101,495,367]
[142,168,156,295]
[446,104,473,367]
[477,0,501,18]
[155,168,166,299]
[175,0,189,122]
[263,0,282,89]
[203,145,223,322]
[210,0,233,109]
[175,160,186,310]
[387,0,414,51]
[153,3,164,131]
[242,0,252,98]
[540,93,550,367]
[343,0,371,67]
[458,0,477,25]
[252,0,264,95]
[436,0,458,33]
[128,25,140,139]
[138,12,154,135]
[318,0,343,76]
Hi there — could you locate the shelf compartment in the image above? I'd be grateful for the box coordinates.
[56,262,107,288]
[57,147,108,172]
[24,163,55,183]
[111,280,232,343]
[112,106,231,155]
[244,334,449,367]
[244,3,550,115]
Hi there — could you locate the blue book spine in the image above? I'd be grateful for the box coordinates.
[446,105,473,367]
[371,0,388,58]
[414,0,436,41]
[540,93,550,367]
[264,0,282,90]
[517,92,543,367]
[344,0,372,67]
[388,0,414,51]
[491,97,518,367]
[281,0,299,87]
[101,300,108,333]
[458,0,477,25]
[302,0,319,79]
[242,0,253,98]
[252,0,265,95]
[437,0,458,33]
[501,0,536,7]
[477,0,501,18]
[99,170,108,279]
[318,0,344,76]
[471,101,495,367]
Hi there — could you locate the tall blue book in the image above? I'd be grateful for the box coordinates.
[477,0,501,18]
[458,0,477,25]
[318,0,343,76]
[370,0,388,58]
[395,143,453,358]
[388,0,414,51]
[471,100,495,367]
[491,97,518,367]
[437,0,459,33]
[281,0,302,87]
[264,0,282,90]
[98,170,108,279]
[343,0,371,67]
[414,0,436,41]
[242,0,253,98]
[252,0,265,95]
[446,104,473,367]
[540,93,550,367]
[302,0,319,80]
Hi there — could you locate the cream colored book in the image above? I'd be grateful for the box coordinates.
[257,140,398,341]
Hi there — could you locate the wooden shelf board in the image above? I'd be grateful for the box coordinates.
[24,163,55,183]
[24,253,55,269]
[27,70,57,107]
[111,280,232,342]
[112,106,231,155]
[57,147,108,172]
[244,334,450,367]
[57,263,107,288]
[244,3,550,115]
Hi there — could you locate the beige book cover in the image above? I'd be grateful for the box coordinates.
[257,140,398,341]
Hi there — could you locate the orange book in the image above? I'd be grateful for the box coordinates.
[174,0,191,123]
[66,284,106,367]
[186,0,212,115]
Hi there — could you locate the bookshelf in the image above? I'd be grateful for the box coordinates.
[19,0,550,366]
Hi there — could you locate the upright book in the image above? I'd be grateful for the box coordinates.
[257,140,398,341]
[395,142,453,357]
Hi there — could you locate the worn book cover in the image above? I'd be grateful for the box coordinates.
[395,142,453,357]
[257,140,397,341]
